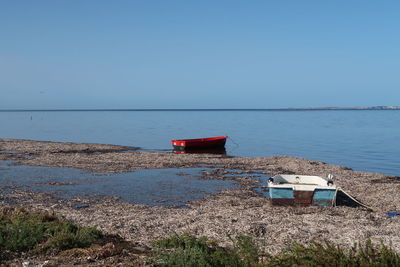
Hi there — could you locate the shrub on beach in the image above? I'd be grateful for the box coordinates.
[152,234,400,267]
[0,207,102,254]
[152,233,260,267]
[268,239,400,267]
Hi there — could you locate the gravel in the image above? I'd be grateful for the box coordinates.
[1,138,400,255]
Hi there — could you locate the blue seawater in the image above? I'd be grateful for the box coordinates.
[0,110,399,176]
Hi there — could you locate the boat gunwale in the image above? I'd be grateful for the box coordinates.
[268,184,337,190]
[171,136,228,143]
[269,174,334,187]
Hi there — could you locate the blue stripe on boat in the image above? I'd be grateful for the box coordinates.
[313,189,336,206]
[269,188,294,199]
[313,189,336,199]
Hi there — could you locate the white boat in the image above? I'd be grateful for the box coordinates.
[268,174,337,206]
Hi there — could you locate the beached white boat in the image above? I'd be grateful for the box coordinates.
[268,174,337,207]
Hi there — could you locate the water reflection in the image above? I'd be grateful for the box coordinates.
[172,147,227,155]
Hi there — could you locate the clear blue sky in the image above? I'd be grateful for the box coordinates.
[1,1,399,109]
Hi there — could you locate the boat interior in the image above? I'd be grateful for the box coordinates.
[269,174,334,187]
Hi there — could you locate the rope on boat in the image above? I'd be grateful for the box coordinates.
[337,188,377,212]
[337,188,400,217]
[227,136,240,148]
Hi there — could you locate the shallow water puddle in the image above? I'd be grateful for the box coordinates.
[0,161,238,206]
[223,169,270,197]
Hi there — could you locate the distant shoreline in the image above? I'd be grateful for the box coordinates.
[0,106,399,112]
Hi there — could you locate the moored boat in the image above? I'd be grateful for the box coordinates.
[268,174,337,207]
[171,136,227,151]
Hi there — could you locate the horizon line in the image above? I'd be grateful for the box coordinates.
[0,106,399,112]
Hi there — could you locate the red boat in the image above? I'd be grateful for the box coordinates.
[171,136,227,151]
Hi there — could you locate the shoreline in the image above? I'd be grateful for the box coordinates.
[1,138,400,256]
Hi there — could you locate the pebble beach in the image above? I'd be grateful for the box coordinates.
[1,138,400,263]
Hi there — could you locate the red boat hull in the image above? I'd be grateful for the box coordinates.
[171,136,227,150]
[173,147,226,155]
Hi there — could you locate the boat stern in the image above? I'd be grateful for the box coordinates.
[268,175,337,207]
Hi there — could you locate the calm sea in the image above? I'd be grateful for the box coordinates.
[1,110,399,176]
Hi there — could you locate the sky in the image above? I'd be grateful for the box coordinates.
[1,1,399,109]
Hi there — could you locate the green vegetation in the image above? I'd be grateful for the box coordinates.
[0,207,102,254]
[268,240,400,267]
[152,234,400,267]
[2,207,400,266]
[152,233,261,267]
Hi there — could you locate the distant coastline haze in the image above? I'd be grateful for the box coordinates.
[1,1,399,109]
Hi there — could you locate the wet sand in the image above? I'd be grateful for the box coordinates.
[1,138,400,255]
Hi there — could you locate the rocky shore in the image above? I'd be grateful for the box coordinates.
[1,138,400,264]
